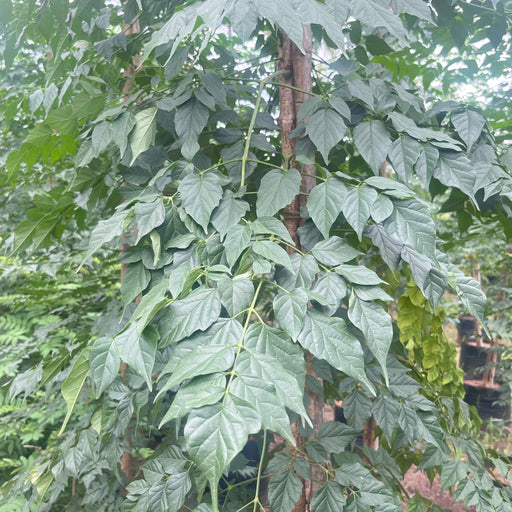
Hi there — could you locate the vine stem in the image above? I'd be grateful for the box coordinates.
[252,429,268,512]
[240,71,289,187]
[223,279,264,399]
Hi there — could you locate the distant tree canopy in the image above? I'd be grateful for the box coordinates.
[1,1,512,511]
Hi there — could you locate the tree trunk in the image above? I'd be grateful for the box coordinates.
[278,26,325,510]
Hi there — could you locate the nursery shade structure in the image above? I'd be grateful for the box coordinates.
[1,0,512,511]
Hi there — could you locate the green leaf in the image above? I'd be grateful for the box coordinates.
[307,178,347,238]
[130,107,158,164]
[184,401,249,497]
[83,209,130,264]
[91,120,113,156]
[273,288,309,340]
[414,144,438,189]
[306,108,347,162]
[298,311,374,393]
[454,275,486,324]
[252,217,295,245]
[316,421,360,453]
[148,472,191,511]
[252,240,294,272]
[160,373,226,426]
[244,323,306,387]
[160,287,221,345]
[59,346,91,435]
[388,135,420,184]
[451,109,485,151]
[311,236,360,266]
[441,461,468,493]
[175,98,210,160]
[311,271,348,308]
[211,191,249,238]
[372,392,400,440]
[341,390,373,430]
[342,185,378,239]
[311,481,346,512]
[353,120,392,174]
[236,349,309,423]
[365,224,403,270]
[335,265,384,285]
[224,224,252,268]
[433,152,476,201]
[371,194,394,223]
[130,280,169,333]
[114,324,157,389]
[134,199,166,243]
[256,168,301,217]
[383,199,436,259]
[179,172,223,233]
[217,275,254,317]
[276,253,319,290]
[348,293,392,385]
[112,111,136,158]
[121,262,151,306]
[90,337,120,397]
[268,470,303,512]
[365,176,415,199]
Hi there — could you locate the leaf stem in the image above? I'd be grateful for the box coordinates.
[252,429,268,512]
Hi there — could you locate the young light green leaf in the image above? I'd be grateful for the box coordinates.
[311,236,360,266]
[217,275,254,317]
[307,178,347,238]
[59,346,91,435]
[342,185,378,239]
[130,107,157,164]
[179,172,223,233]
[268,470,303,512]
[252,240,294,272]
[114,324,157,389]
[256,168,301,218]
[273,288,309,340]
[90,337,120,397]
[306,108,347,162]
[298,311,374,394]
[348,293,392,385]
[353,120,392,174]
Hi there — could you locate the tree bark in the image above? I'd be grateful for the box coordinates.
[277,26,325,510]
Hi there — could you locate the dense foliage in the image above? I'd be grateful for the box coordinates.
[1,1,512,511]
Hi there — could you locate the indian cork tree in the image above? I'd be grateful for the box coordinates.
[1,1,512,511]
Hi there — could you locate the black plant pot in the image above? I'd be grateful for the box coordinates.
[459,339,491,380]
[458,315,476,340]
[463,381,511,421]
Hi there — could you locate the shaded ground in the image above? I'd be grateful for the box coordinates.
[402,467,476,511]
